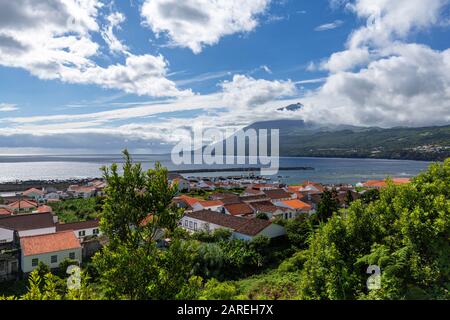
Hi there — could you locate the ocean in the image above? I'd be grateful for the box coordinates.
[0,154,433,185]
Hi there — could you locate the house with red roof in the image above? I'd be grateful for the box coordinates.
[223,203,255,217]
[193,200,224,212]
[0,207,13,216]
[274,199,313,219]
[8,200,38,214]
[21,188,45,202]
[20,231,82,273]
[362,178,411,189]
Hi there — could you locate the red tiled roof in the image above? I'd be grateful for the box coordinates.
[363,178,411,188]
[20,231,81,256]
[280,199,311,211]
[199,200,224,208]
[250,202,286,214]
[23,188,44,196]
[263,189,291,200]
[9,200,38,209]
[224,203,254,216]
[177,195,201,207]
[0,207,13,216]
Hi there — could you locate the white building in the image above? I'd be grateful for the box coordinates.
[20,231,82,273]
[56,220,101,240]
[181,210,286,241]
[0,213,56,244]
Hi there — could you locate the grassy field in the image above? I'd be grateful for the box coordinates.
[49,197,103,223]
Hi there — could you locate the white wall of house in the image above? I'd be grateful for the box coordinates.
[0,228,14,243]
[72,227,101,239]
[181,216,231,234]
[18,227,56,238]
[192,203,223,213]
[21,248,82,273]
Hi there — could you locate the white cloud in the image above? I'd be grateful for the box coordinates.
[314,20,344,31]
[101,12,129,54]
[0,103,18,112]
[0,0,189,97]
[141,0,271,53]
[220,75,297,109]
[301,0,450,127]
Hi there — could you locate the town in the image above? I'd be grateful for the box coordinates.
[0,173,411,283]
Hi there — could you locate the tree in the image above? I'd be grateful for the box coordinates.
[256,212,269,220]
[298,159,450,300]
[361,189,380,204]
[93,150,198,300]
[284,215,313,249]
[344,190,354,207]
[315,189,339,221]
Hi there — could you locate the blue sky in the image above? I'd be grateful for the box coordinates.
[0,0,449,154]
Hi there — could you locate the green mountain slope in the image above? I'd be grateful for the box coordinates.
[245,120,450,161]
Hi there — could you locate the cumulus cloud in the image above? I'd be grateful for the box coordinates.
[0,0,189,97]
[0,103,18,112]
[141,0,271,53]
[300,0,450,127]
[220,75,297,109]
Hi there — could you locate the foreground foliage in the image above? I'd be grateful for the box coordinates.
[4,157,449,300]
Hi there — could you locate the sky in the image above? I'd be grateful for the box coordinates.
[0,0,449,154]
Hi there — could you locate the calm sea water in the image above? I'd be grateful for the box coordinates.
[0,154,432,185]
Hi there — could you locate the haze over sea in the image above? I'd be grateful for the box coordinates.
[0,154,432,185]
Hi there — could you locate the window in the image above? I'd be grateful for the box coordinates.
[32,258,39,267]
[194,222,198,231]
[184,220,188,227]
[189,221,193,229]
[0,261,5,272]
[93,229,99,235]
[51,255,57,264]
[69,252,76,260]
[78,230,86,237]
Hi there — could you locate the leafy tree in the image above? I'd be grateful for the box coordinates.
[360,189,380,204]
[297,159,450,300]
[256,212,269,220]
[344,190,354,207]
[92,150,198,300]
[315,189,339,222]
[284,215,313,249]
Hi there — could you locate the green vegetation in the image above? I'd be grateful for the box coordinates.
[48,197,104,223]
[3,155,449,300]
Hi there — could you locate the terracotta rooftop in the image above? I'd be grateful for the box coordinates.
[0,207,13,216]
[185,210,272,236]
[263,189,291,200]
[250,201,287,213]
[36,205,53,214]
[23,188,44,196]
[177,195,201,207]
[9,200,38,210]
[20,231,81,256]
[224,203,254,216]
[199,200,224,208]
[363,178,411,188]
[280,199,312,211]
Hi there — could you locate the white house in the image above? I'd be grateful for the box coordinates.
[192,200,224,213]
[20,231,82,273]
[0,213,56,244]
[181,210,286,241]
[56,220,101,240]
